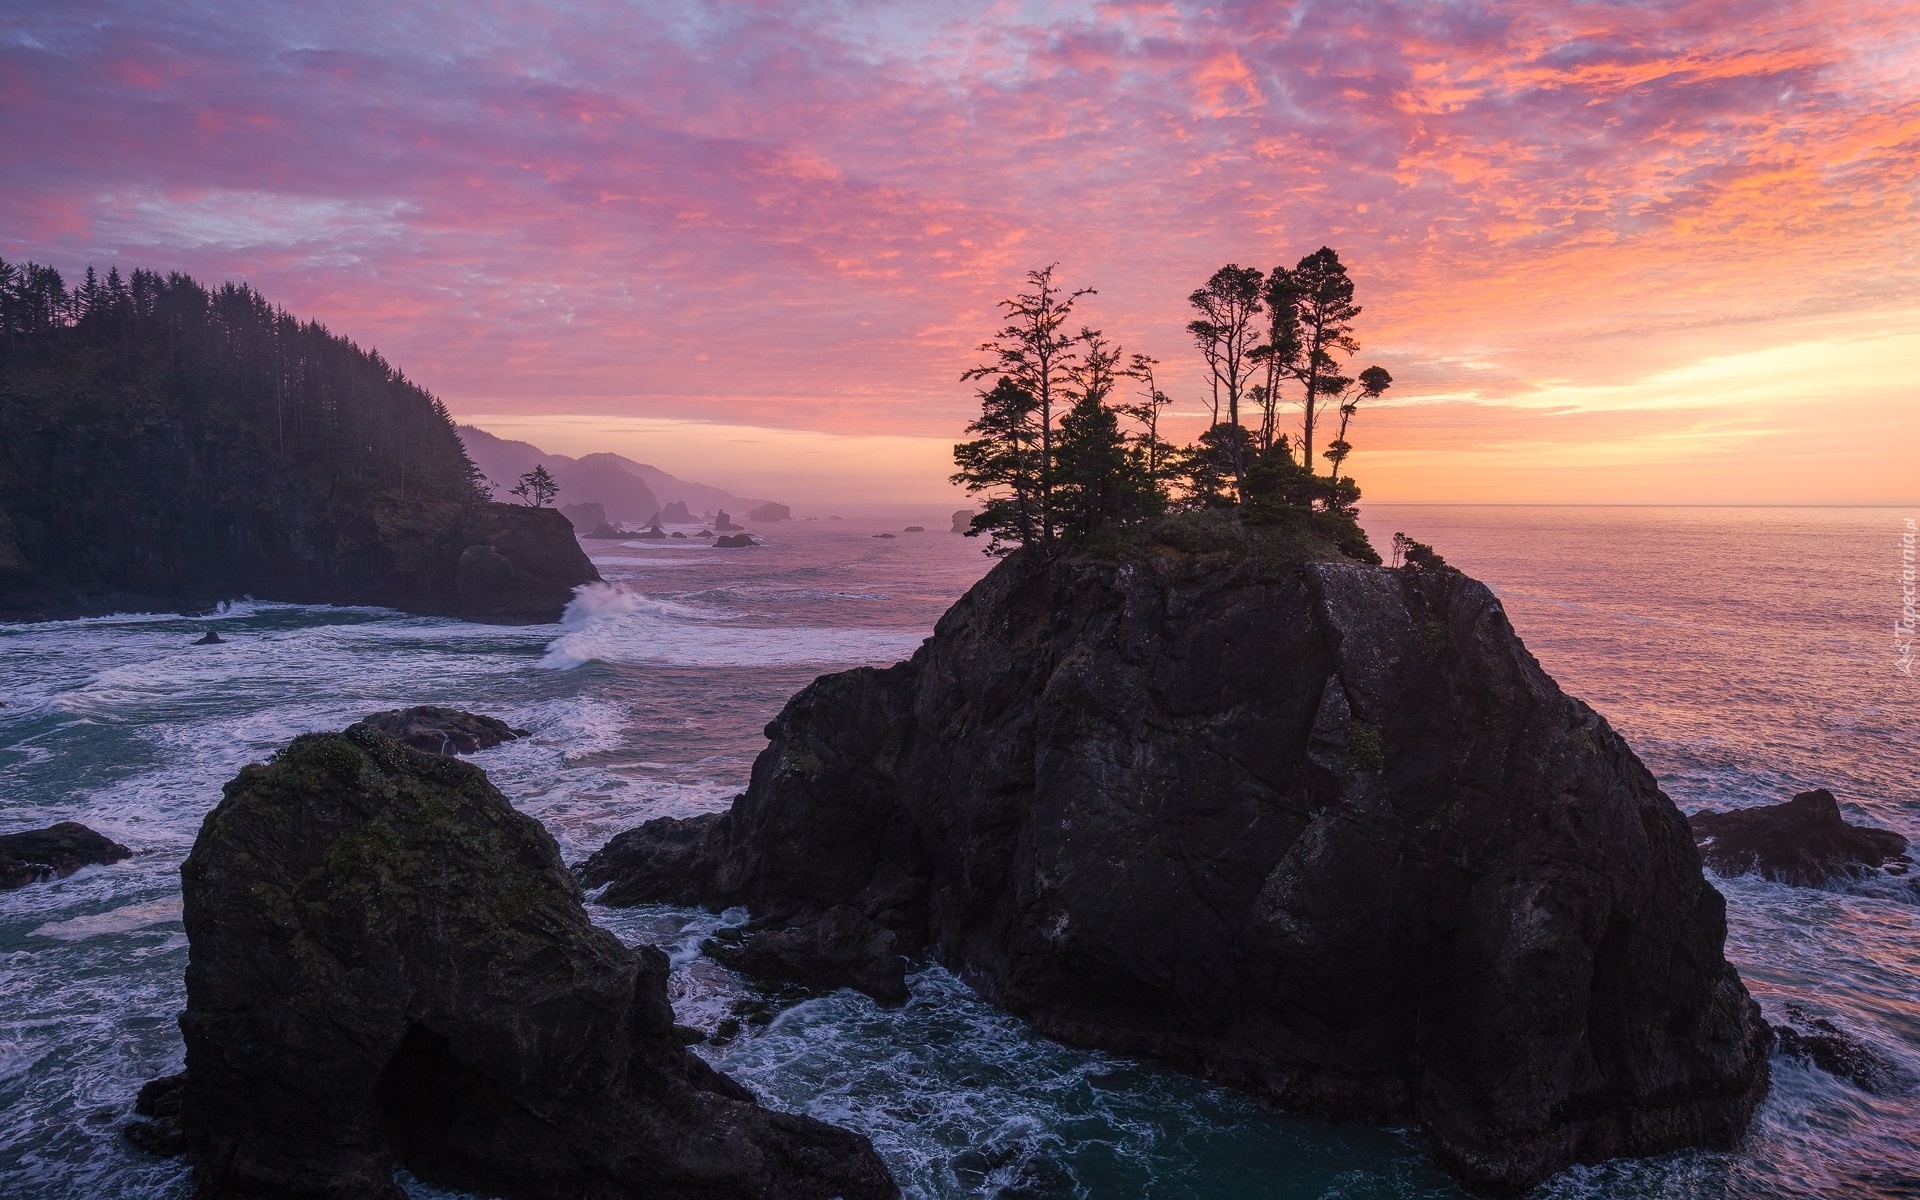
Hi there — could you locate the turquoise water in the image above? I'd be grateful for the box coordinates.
[2,507,1915,1198]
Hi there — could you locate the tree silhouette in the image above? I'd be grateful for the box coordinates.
[1289,247,1362,471]
[1186,264,1264,492]
[510,464,559,507]
[961,265,1093,546]
[951,376,1042,553]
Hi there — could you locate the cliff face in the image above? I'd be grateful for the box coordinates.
[585,543,1771,1194]
[0,266,598,623]
[149,726,896,1200]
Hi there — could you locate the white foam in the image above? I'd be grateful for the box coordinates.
[539,583,924,670]
[33,898,182,941]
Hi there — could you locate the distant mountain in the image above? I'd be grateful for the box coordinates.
[457,426,772,523]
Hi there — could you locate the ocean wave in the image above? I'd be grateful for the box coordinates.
[538,583,924,670]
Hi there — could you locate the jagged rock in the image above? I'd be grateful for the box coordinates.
[1772,1004,1901,1093]
[1,822,132,890]
[585,540,1771,1195]
[705,908,910,1008]
[357,706,528,756]
[714,534,758,549]
[1689,789,1909,886]
[634,521,668,540]
[450,504,600,624]
[146,726,895,1200]
[747,503,792,522]
[193,630,223,645]
[660,501,696,523]
[125,1072,187,1157]
[714,510,743,532]
[560,501,620,539]
[950,510,974,534]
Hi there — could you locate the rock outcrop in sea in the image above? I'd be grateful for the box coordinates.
[1689,788,1910,885]
[130,724,896,1200]
[583,522,1772,1195]
[358,705,528,755]
[747,502,792,522]
[1,822,132,890]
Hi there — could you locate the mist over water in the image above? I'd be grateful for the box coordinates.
[2,508,1914,1198]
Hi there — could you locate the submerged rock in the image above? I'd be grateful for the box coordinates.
[1689,789,1909,886]
[1,822,132,890]
[1772,1004,1902,1094]
[585,537,1771,1195]
[357,705,528,756]
[192,630,223,645]
[135,726,895,1200]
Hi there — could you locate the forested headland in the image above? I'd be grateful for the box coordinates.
[0,261,594,622]
[953,248,1397,565]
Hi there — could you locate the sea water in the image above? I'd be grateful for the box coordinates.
[1,507,1914,1199]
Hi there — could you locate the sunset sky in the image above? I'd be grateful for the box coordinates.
[4,0,1917,506]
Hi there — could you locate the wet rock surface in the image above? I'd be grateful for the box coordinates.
[586,543,1772,1195]
[1772,1004,1903,1094]
[1689,788,1909,886]
[0,821,132,890]
[134,725,896,1200]
[357,705,528,756]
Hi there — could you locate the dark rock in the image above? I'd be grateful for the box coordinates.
[714,533,758,549]
[950,510,974,534]
[560,501,621,539]
[748,503,792,522]
[1772,1004,1901,1093]
[660,501,696,523]
[1689,789,1909,886]
[153,726,896,1200]
[0,822,133,890]
[125,1072,188,1157]
[902,526,924,533]
[587,544,1771,1195]
[449,504,600,624]
[714,510,744,532]
[193,630,223,645]
[356,706,529,756]
[671,531,687,539]
[871,533,894,539]
[634,520,668,539]
[708,908,910,1008]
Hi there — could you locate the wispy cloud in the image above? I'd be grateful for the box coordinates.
[2,0,1915,500]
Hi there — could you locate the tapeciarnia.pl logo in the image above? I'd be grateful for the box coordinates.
[1899,517,1916,677]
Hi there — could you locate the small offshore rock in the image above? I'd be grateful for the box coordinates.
[713,509,743,531]
[747,502,792,522]
[1690,789,1909,886]
[192,630,223,645]
[124,1072,187,1157]
[902,526,925,533]
[0,822,132,890]
[355,705,529,756]
[950,509,974,533]
[714,533,757,548]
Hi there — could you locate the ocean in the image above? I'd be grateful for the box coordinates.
[1,506,1914,1199]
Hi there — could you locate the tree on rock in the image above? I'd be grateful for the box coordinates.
[510,464,558,507]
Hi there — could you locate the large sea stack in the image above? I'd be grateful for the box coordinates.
[143,724,895,1200]
[584,517,1772,1195]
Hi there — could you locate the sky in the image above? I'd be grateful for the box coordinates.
[3,0,1917,506]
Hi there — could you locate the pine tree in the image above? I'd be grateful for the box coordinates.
[951,376,1042,554]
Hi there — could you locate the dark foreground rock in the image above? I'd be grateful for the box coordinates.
[1689,789,1909,886]
[715,533,758,548]
[359,705,528,755]
[1,822,132,890]
[583,539,1771,1195]
[130,725,895,1200]
[192,630,223,645]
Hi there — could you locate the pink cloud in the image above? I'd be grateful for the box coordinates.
[0,0,1914,492]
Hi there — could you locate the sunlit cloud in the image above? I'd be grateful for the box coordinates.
[1,0,1915,502]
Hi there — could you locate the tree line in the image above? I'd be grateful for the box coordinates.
[0,257,487,508]
[952,248,1391,559]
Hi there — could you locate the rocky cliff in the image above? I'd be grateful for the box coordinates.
[584,533,1772,1194]
[137,724,895,1200]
